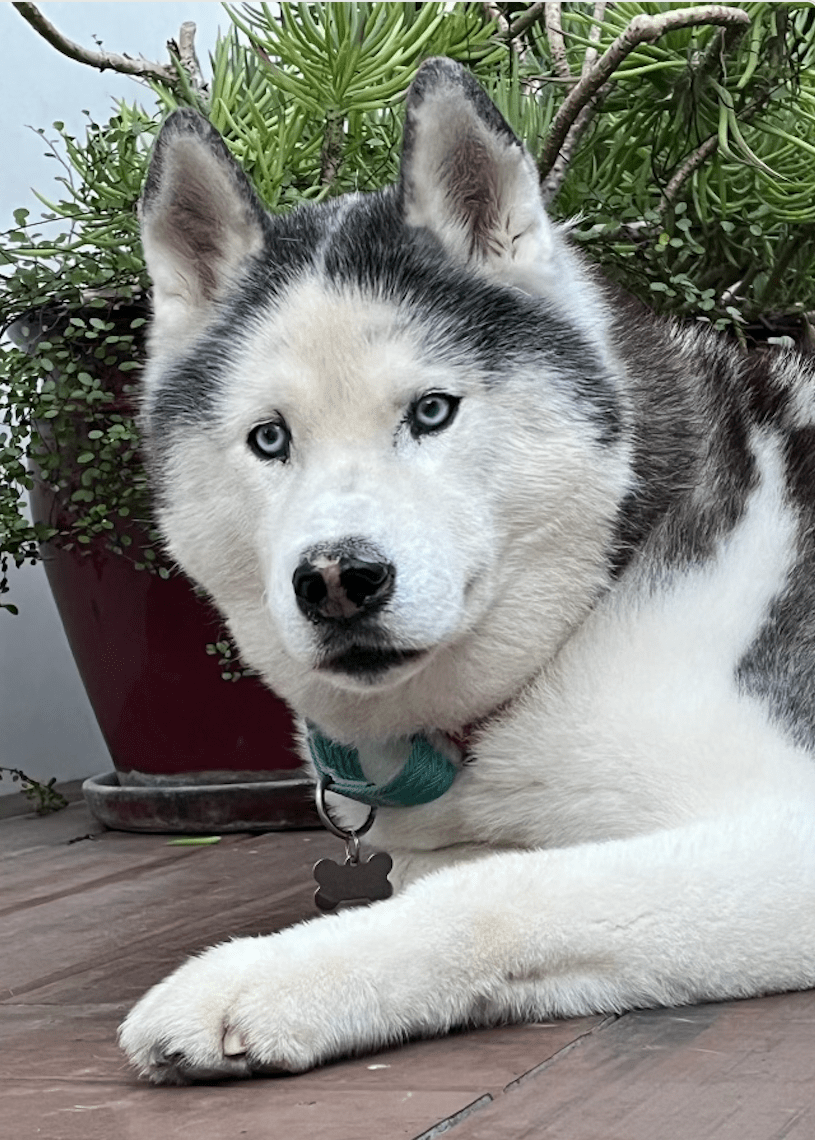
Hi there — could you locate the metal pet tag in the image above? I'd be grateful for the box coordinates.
[313,776,394,910]
[313,844,394,911]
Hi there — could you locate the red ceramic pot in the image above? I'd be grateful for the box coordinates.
[30,488,318,833]
[15,306,317,832]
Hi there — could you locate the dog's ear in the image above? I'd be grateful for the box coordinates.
[400,58,552,283]
[140,109,267,344]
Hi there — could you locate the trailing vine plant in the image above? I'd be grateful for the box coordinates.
[0,766,69,814]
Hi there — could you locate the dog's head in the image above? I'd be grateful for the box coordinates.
[139,59,630,734]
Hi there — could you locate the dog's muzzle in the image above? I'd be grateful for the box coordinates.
[292,548,428,681]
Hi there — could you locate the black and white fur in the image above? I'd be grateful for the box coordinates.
[120,58,815,1083]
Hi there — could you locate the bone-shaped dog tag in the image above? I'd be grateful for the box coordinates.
[313,850,393,911]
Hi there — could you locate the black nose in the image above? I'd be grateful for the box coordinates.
[293,554,395,622]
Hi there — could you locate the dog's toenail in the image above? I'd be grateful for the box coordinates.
[223,1027,248,1056]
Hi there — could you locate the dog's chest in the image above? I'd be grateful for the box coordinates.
[366,447,808,859]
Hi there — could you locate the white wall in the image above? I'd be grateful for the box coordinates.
[0,559,110,790]
[1,2,228,792]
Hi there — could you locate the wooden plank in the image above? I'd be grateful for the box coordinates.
[8,803,814,1140]
[1,803,338,1000]
[2,803,604,1140]
[450,994,815,1140]
[0,801,319,913]
[2,1008,604,1140]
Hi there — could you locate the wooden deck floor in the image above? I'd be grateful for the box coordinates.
[3,799,814,1140]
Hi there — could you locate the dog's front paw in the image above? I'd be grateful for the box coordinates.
[119,935,329,1083]
[120,877,483,1084]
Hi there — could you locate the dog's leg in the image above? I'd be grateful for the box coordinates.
[120,799,815,1083]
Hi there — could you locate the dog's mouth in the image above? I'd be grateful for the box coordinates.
[319,645,427,681]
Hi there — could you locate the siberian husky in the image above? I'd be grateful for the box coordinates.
[120,58,815,1083]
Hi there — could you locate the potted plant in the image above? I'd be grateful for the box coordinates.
[3,1,814,828]
[1,106,314,832]
[0,2,505,831]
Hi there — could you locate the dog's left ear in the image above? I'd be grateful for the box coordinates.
[400,58,552,283]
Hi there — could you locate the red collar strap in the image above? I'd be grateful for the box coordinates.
[444,697,515,760]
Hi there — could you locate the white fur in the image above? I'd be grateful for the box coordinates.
[121,354,815,1081]
[121,64,815,1083]
[156,273,629,741]
[120,802,815,1078]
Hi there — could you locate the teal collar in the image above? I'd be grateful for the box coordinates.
[307,725,459,808]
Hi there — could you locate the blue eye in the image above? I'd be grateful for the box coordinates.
[248,419,290,461]
[409,393,460,437]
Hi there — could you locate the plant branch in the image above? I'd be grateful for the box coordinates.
[657,23,779,217]
[544,3,571,80]
[320,110,345,187]
[12,2,179,87]
[582,1,608,78]
[537,5,751,182]
[505,3,546,43]
[481,2,510,37]
[0,766,68,814]
[541,87,607,206]
[658,133,719,212]
[172,21,206,92]
[541,1,610,204]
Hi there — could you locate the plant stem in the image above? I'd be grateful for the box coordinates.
[506,3,546,43]
[545,3,572,80]
[175,21,206,93]
[12,2,180,87]
[582,1,608,78]
[320,110,345,188]
[0,766,69,814]
[537,5,751,183]
[481,2,509,37]
[658,134,720,212]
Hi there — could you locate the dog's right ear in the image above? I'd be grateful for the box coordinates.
[140,109,267,346]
